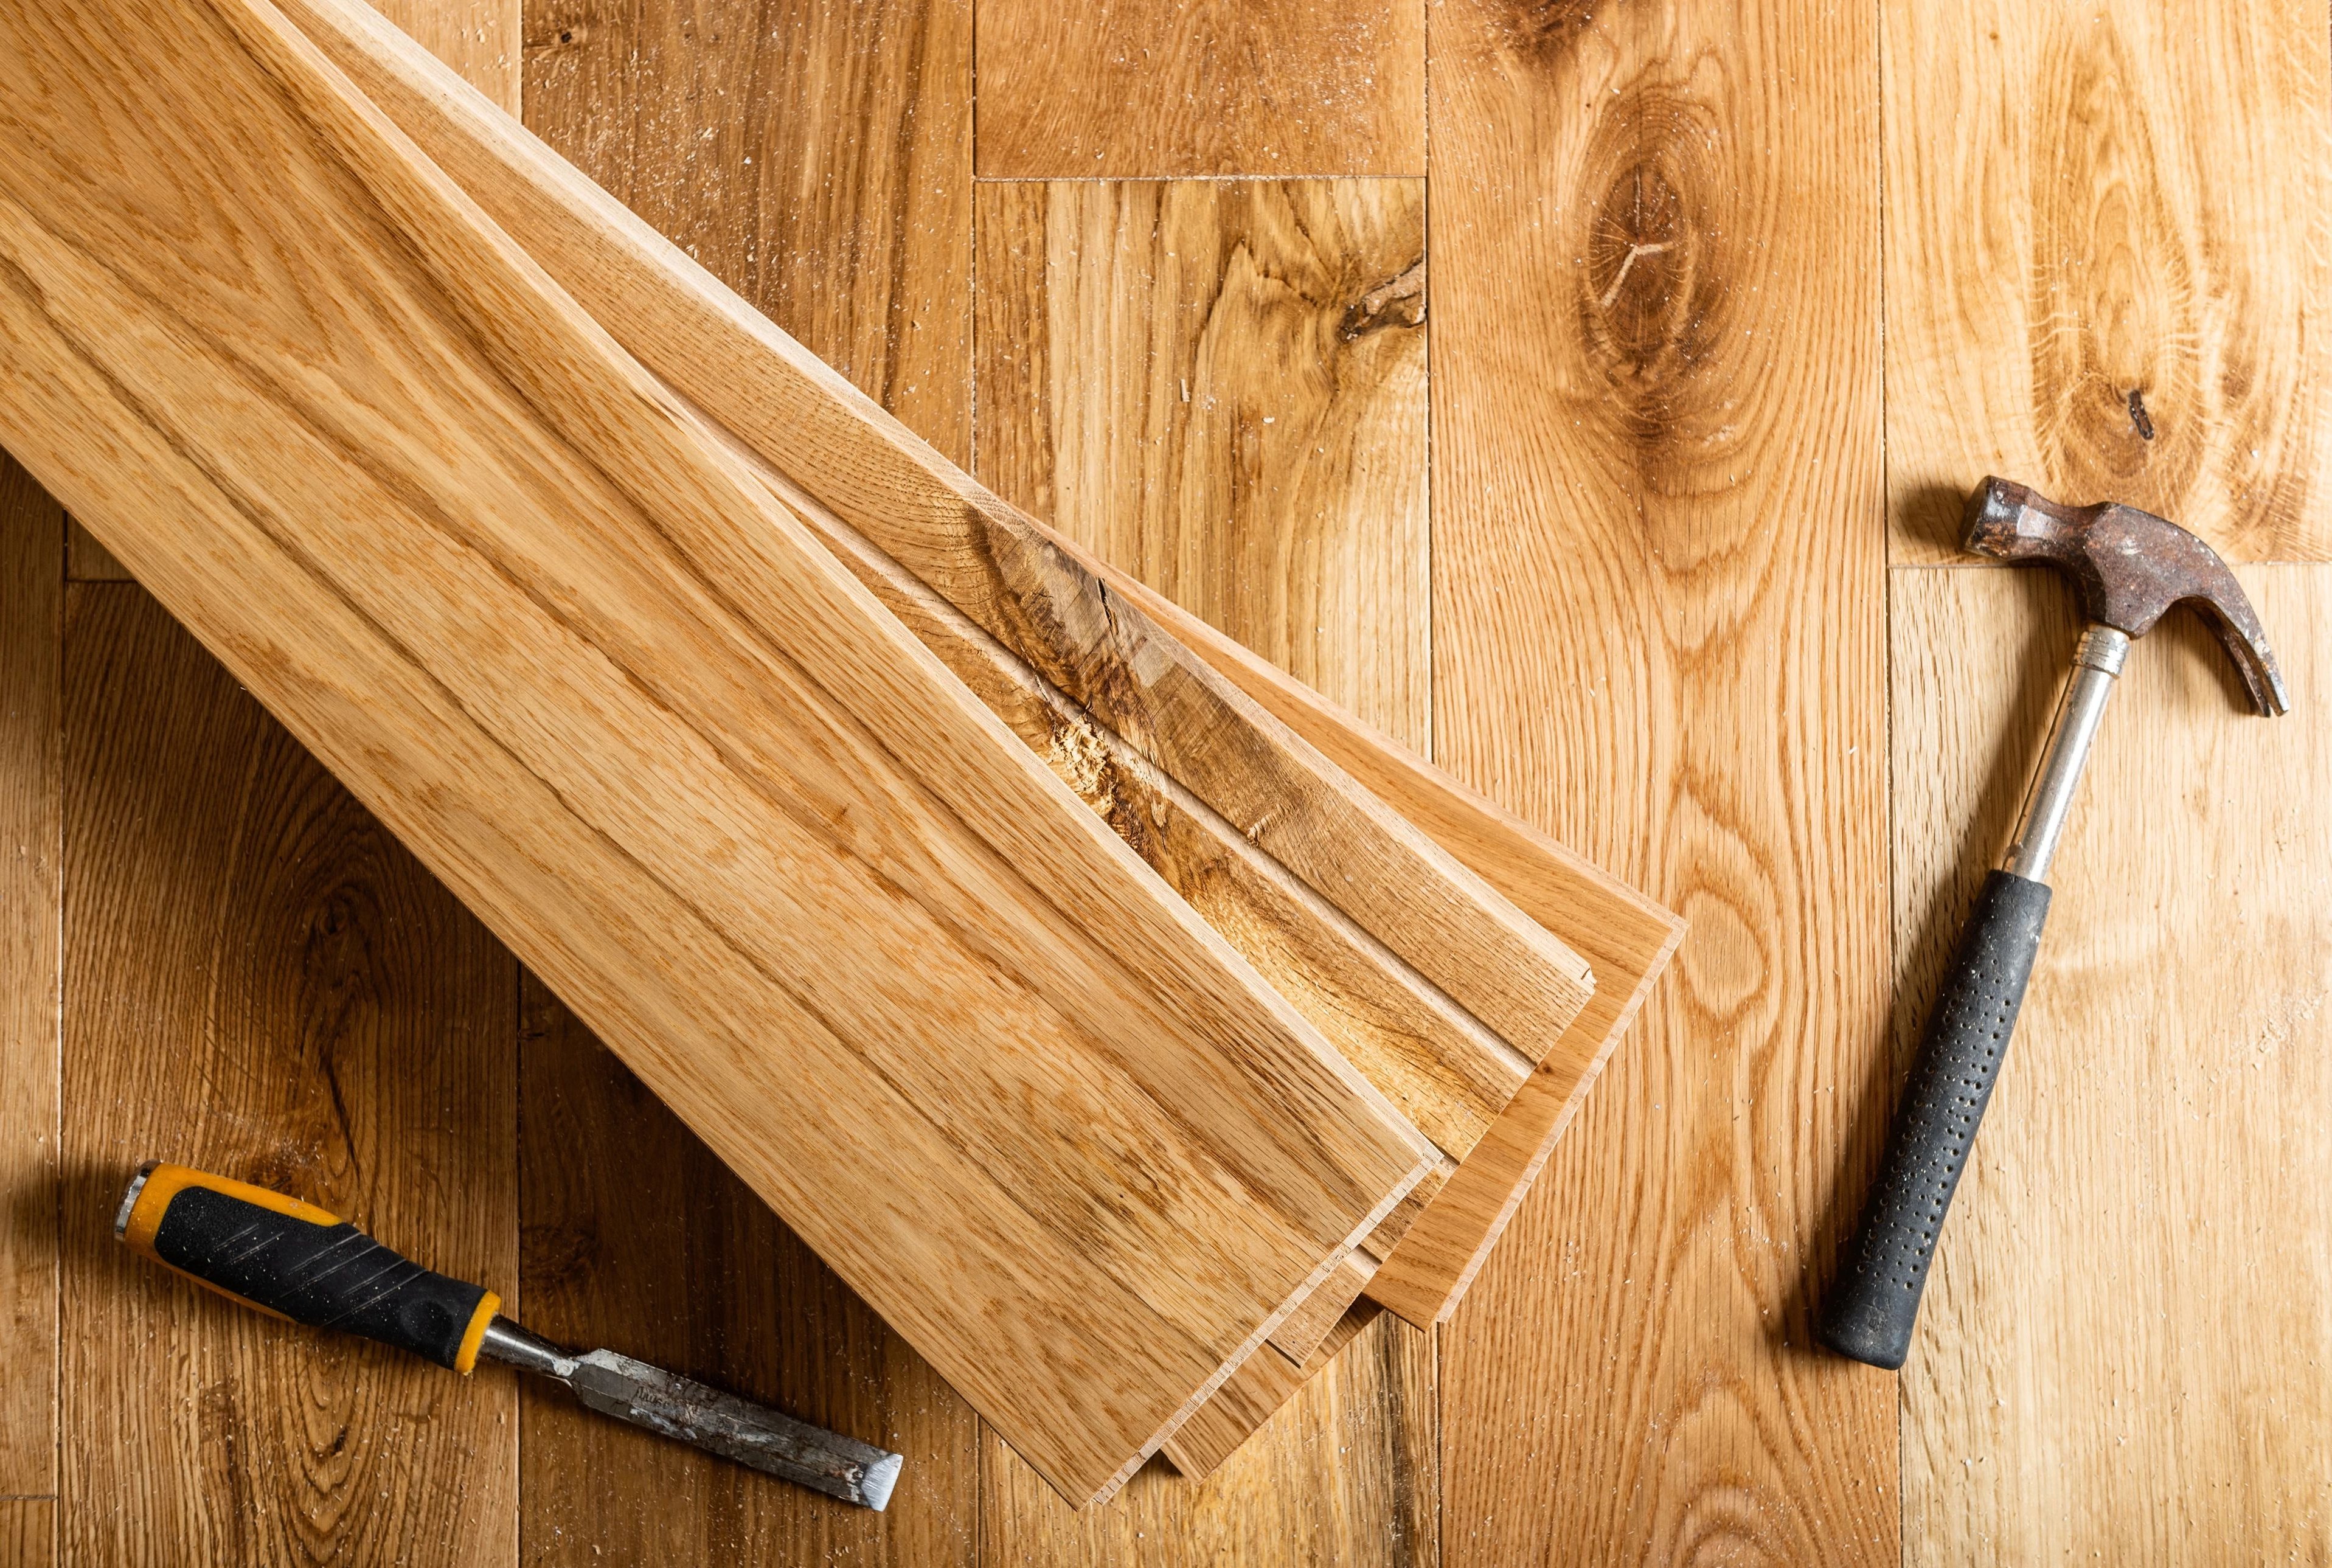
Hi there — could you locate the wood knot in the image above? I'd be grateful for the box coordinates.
[1574,91,1728,442]
[1340,258,1426,341]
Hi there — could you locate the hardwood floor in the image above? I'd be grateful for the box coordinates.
[5,0,2328,1559]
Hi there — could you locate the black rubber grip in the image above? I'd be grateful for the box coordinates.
[1820,870,2052,1369]
[150,1184,490,1370]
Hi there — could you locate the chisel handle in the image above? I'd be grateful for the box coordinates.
[1819,871,2052,1369]
[115,1162,500,1373]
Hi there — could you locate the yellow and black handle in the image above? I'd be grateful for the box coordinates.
[115,1163,500,1375]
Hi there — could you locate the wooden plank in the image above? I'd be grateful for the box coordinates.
[518,980,979,1562]
[514,0,979,1555]
[971,0,1423,178]
[0,453,60,1501]
[964,169,1463,1389]
[788,467,1520,1162]
[279,0,1600,1078]
[1892,564,2332,1559]
[1426,0,1896,1562]
[0,0,1432,1502]
[58,587,517,1564]
[1884,0,2332,563]
[0,1499,54,1568]
[373,0,516,112]
[1108,572,1686,1325]
[974,178,1429,748]
[985,1306,1437,1566]
[518,0,970,468]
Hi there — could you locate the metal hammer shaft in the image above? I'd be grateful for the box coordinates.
[2003,627,2129,882]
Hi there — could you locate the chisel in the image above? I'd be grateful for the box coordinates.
[114,1162,903,1509]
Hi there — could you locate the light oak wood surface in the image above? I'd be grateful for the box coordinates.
[283,0,1598,1081]
[1884,0,2332,563]
[31,0,2332,1553]
[0,455,60,1506]
[1892,566,2332,1560]
[512,0,987,1553]
[286,0,1560,1406]
[58,588,519,1564]
[971,0,1424,178]
[1424,0,1898,1563]
[974,179,1431,750]
[0,0,1440,1504]
[1109,572,1687,1328]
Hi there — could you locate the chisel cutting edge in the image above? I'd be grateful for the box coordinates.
[114,1161,903,1510]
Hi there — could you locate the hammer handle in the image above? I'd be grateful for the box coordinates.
[1819,871,2052,1369]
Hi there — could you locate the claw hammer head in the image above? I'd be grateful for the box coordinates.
[1962,476,2291,716]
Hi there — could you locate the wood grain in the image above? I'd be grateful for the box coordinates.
[518,980,979,1564]
[1884,0,2332,563]
[286,0,1599,1075]
[58,587,518,1565]
[0,0,1435,1504]
[373,0,518,112]
[1158,1303,1382,1479]
[520,0,971,467]
[969,170,1442,1539]
[974,178,1430,751]
[971,0,1423,178]
[514,0,981,1555]
[1108,572,1687,1325]
[0,1499,54,1568]
[1425,0,1896,1562]
[1892,564,2332,1559]
[0,453,60,1500]
[985,1307,1437,1567]
[788,470,1521,1162]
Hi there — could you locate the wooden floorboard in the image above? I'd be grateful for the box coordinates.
[973,178,1429,749]
[1883,0,2332,563]
[973,173,1437,1560]
[516,982,979,1564]
[971,0,1423,178]
[1891,566,2332,1558]
[0,454,61,1505]
[1425,0,1896,1561]
[58,587,518,1565]
[0,1499,55,1568]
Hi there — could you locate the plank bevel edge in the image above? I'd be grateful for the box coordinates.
[1100,571,1685,1327]
[0,0,1439,1505]
[274,0,1598,1069]
[1159,1303,1384,1478]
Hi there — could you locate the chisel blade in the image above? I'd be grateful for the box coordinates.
[560,1349,903,1510]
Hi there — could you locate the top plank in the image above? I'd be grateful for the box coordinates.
[280,0,1595,1072]
[0,0,1437,1503]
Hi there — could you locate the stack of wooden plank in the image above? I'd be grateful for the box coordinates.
[0,0,1680,1504]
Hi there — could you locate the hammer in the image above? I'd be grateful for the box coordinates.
[1819,477,2289,1370]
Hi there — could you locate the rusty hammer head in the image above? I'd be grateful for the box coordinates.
[1961,477,2289,716]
